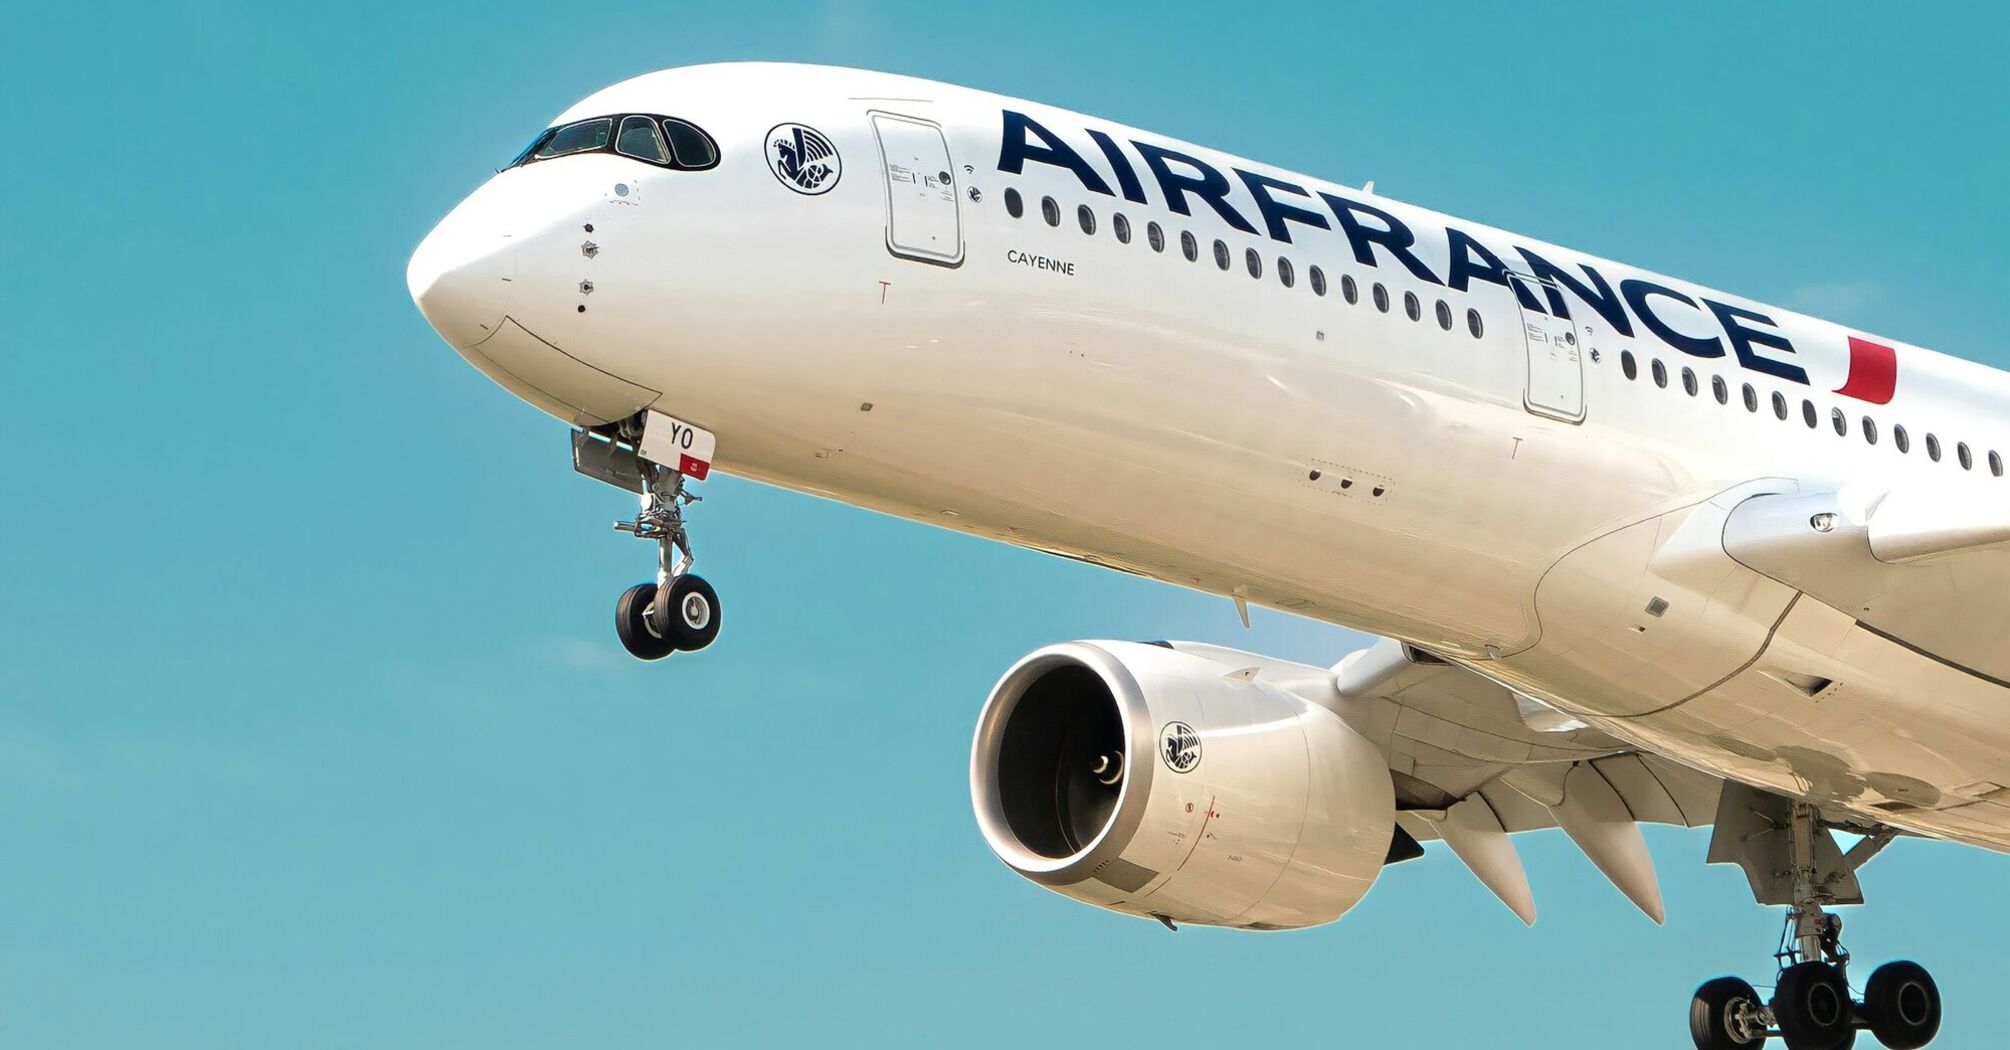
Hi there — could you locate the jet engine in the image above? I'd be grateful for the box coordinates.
[968,640,1395,930]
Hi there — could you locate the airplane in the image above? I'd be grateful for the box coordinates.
[405,61,2008,1050]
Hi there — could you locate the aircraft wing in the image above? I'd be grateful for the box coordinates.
[1174,638,1724,925]
[1722,483,2010,686]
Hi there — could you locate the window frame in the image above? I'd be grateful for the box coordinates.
[511,113,720,172]
[614,115,670,165]
[527,117,615,163]
[658,117,721,170]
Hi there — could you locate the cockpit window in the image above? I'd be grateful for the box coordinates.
[535,118,613,159]
[616,115,669,164]
[661,119,718,168]
[507,113,720,172]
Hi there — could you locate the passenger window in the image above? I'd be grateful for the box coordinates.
[1004,188,1024,219]
[1467,309,1483,339]
[1959,442,1974,470]
[1077,205,1096,235]
[1863,417,1879,445]
[1310,265,1327,296]
[1278,256,1295,288]
[1621,350,1637,380]
[1743,383,1758,412]
[1712,376,1728,404]
[1831,408,1848,437]
[1214,239,1231,271]
[1802,400,1818,428]
[1343,275,1359,305]
[616,115,669,163]
[1927,434,1943,461]
[1181,230,1198,262]
[535,117,613,159]
[1041,197,1060,227]
[1114,213,1132,244]
[1991,451,2004,477]
[1147,221,1165,252]
[1895,425,1911,453]
[1772,391,1789,420]
[660,119,718,168]
[1652,360,1668,388]
[1435,300,1453,330]
[1404,291,1421,322]
[1245,247,1261,278]
[1682,367,1698,396]
[1373,283,1390,313]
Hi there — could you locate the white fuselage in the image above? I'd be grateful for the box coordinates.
[409,63,2010,852]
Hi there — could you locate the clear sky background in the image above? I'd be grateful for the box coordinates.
[4,3,2007,1047]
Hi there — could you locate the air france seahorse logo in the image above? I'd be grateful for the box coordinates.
[1160,722,1201,773]
[767,124,840,195]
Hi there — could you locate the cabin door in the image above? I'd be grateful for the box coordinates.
[1510,272,1585,422]
[870,113,964,266]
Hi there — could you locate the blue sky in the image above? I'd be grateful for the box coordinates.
[4,2,2007,1047]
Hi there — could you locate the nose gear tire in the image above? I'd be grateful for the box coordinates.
[663,574,721,651]
[616,582,677,660]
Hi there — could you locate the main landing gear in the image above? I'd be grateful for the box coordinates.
[568,412,724,662]
[1689,794,1941,1050]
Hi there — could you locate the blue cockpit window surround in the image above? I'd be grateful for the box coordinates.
[506,113,721,172]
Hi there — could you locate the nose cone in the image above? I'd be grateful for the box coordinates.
[408,205,517,348]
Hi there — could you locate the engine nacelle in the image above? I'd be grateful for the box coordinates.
[969,640,1395,930]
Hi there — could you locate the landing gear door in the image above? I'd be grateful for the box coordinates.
[870,113,964,267]
[1510,272,1585,423]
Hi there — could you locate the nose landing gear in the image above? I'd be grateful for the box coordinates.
[1688,791,1941,1050]
[571,412,724,662]
[611,460,721,660]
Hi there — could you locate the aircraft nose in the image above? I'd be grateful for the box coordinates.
[407,212,516,348]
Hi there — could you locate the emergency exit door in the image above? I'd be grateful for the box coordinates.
[1510,272,1585,422]
[871,113,964,266]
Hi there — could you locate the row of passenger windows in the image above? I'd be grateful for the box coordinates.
[1002,188,1486,340]
[1620,350,2004,476]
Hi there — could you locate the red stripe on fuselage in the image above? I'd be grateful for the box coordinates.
[1835,337,1897,405]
